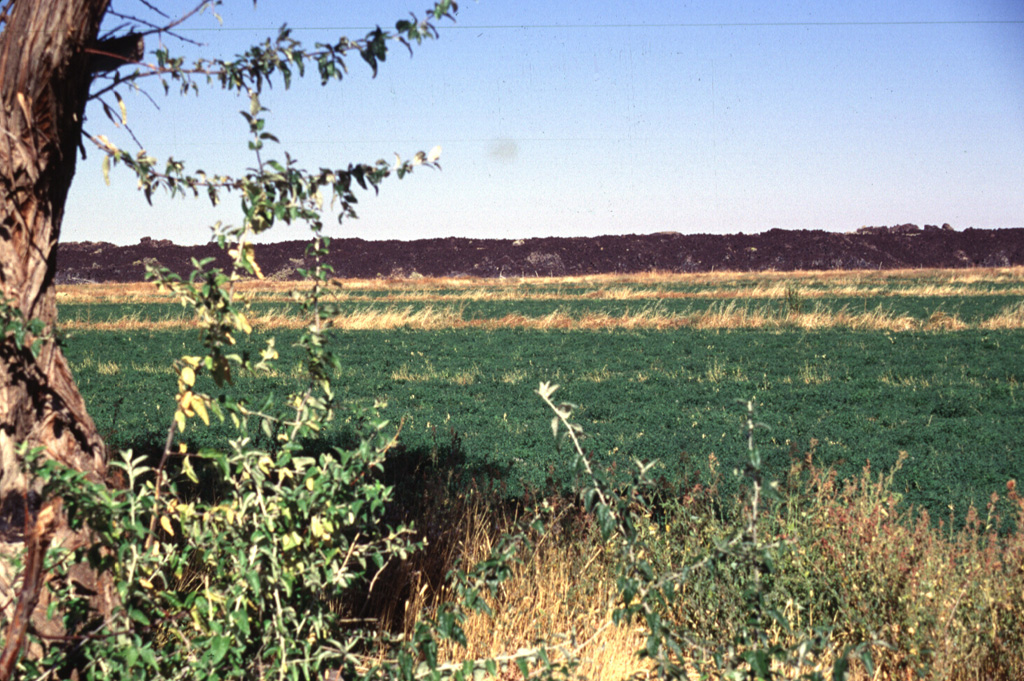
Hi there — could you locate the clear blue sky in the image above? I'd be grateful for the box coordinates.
[64,0,1024,245]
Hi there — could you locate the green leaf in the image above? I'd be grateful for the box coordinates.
[231,608,251,637]
[206,635,231,666]
[124,646,139,670]
[128,607,151,626]
[139,646,158,668]
[832,654,850,681]
[747,649,770,678]
[281,531,302,551]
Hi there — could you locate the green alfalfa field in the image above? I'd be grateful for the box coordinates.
[57,267,1024,525]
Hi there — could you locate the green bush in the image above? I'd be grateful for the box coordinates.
[17,235,566,679]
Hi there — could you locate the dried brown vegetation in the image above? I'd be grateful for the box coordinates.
[381,457,1024,681]
[56,267,1024,331]
[55,266,1024,304]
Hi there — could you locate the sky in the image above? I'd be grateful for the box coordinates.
[63,0,1024,245]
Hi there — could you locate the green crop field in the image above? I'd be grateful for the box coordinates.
[58,269,1024,526]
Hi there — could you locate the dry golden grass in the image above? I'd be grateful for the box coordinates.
[55,303,1002,332]
[391,500,651,681]
[55,267,1024,331]
[57,266,1024,304]
[380,456,1024,681]
[59,317,191,331]
[375,481,1023,681]
[979,300,1024,330]
[391,361,481,385]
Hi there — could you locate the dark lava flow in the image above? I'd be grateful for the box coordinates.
[57,226,1024,283]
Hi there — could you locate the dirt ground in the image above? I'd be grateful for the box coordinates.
[55,226,1024,283]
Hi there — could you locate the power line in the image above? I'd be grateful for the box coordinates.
[175,20,1024,32]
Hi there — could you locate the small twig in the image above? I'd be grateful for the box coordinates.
[0,0,15,27]
[104,11,159,34]
[536,383,609,510]
[339,532,361,577]
[136,0,170,19]
[579,546,603,575]
[379,416,405,457]
[151,0,207,33]
[144,415,178,551]
[112,0,207,41]
[364,552,387,598]
[86,9,424,102]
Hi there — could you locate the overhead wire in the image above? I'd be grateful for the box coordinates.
[174,19,1024,32]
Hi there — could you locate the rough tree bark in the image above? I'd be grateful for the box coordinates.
[0,0,112,660]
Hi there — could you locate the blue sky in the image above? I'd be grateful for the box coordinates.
[64,0,1024,245]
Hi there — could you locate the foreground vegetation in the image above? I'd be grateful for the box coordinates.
[7,267,1020,679]
[400,439,1024,680]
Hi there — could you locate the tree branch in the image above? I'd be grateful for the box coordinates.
[134,0,169,20]
[88,2,457,101]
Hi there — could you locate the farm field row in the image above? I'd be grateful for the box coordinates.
[56,297,1024,331]
[55,267,1024,304]
[55,268,1024,332]
[63,316,1023,528]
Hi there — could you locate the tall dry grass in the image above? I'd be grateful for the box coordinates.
[57,301,995,332]
[980,300,1024,330]
[373,454,1024,681]
[56,267,1024,333]
[362,494,650,681]
[56,266,1024,305]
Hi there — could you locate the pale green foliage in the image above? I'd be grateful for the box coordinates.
[90,0,456,216]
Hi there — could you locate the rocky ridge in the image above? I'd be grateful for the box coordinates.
[56,226,1024,284]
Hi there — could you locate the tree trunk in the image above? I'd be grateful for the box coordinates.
[0,0,111,659]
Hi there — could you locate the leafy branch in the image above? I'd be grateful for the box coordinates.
[89,1,459,102]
